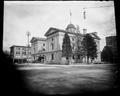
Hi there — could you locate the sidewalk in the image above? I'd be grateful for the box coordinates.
[16,63,113,66]
[16,63,113,70]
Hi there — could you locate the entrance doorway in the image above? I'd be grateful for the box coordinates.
[38,55,45,63]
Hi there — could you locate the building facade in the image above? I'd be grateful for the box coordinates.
[10,45,31,63]
[30,23,101,64]
[30,37,46,62]
[101,36,117,63]
[106,36,117,47]
[106,36,117,56]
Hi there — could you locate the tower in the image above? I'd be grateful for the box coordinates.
[66,23,76,33]
[66,10,76,33]
[26,31,31,47]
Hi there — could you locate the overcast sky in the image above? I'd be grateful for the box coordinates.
[3,1,116,51]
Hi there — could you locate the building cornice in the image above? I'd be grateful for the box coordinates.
[44,27,83,37]
[30,37,46,43]
[10,45,31,48]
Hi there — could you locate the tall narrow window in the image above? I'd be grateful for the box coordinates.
[73,55,74,59]
[43,48,45,51]
[51,43,54,50]
[52,37,54,41]
[51,53,54,60]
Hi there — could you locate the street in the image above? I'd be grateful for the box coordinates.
[17,64,117,94]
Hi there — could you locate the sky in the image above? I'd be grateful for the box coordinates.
[3,1,116,52]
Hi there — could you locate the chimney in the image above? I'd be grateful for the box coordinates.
[93,32,97,35]
[76,25,80,33]
[83,28,87,34]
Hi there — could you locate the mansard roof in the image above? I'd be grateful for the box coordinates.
[30,37,46,43]
[44,27,83,37]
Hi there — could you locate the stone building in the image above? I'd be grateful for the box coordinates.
[106,36,117,47]
[10,45,31,63]
[30,23,101,64]
[105,36,117,56]
[101,36,117,63]
[30,37,46,62]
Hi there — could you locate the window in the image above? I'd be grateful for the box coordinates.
[18,47,20,50]
[34,48,35,53]
[72,43,75,50]
[43,48,45,51]
[52,37,54,41]
[16,52,20,55]
[51,53,54,60]
[22,48,25,50]
[73,55,74,59]
[51,43,54,50]
[43,43,45,46]
[22,52,26,55]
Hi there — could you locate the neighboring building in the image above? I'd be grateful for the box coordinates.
[89,32,101,62]
[30,23,101,64]
[106,36,117,48]
[10,45,31,63]
[30,37,46,62]
[106,36,117,57]
[101,36,117,63]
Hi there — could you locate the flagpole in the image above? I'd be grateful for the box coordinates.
[70,9,72,24]
[83,7,86,20]
[83,7,87,34]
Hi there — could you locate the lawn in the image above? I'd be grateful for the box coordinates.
[18,64,117,95]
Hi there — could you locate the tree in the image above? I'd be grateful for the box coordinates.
[82,34,97,63]
[101,46,113,63]
[62,33,72,64]
[75,35,85,63]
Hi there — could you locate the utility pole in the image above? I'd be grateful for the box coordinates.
[26,31,31,64]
